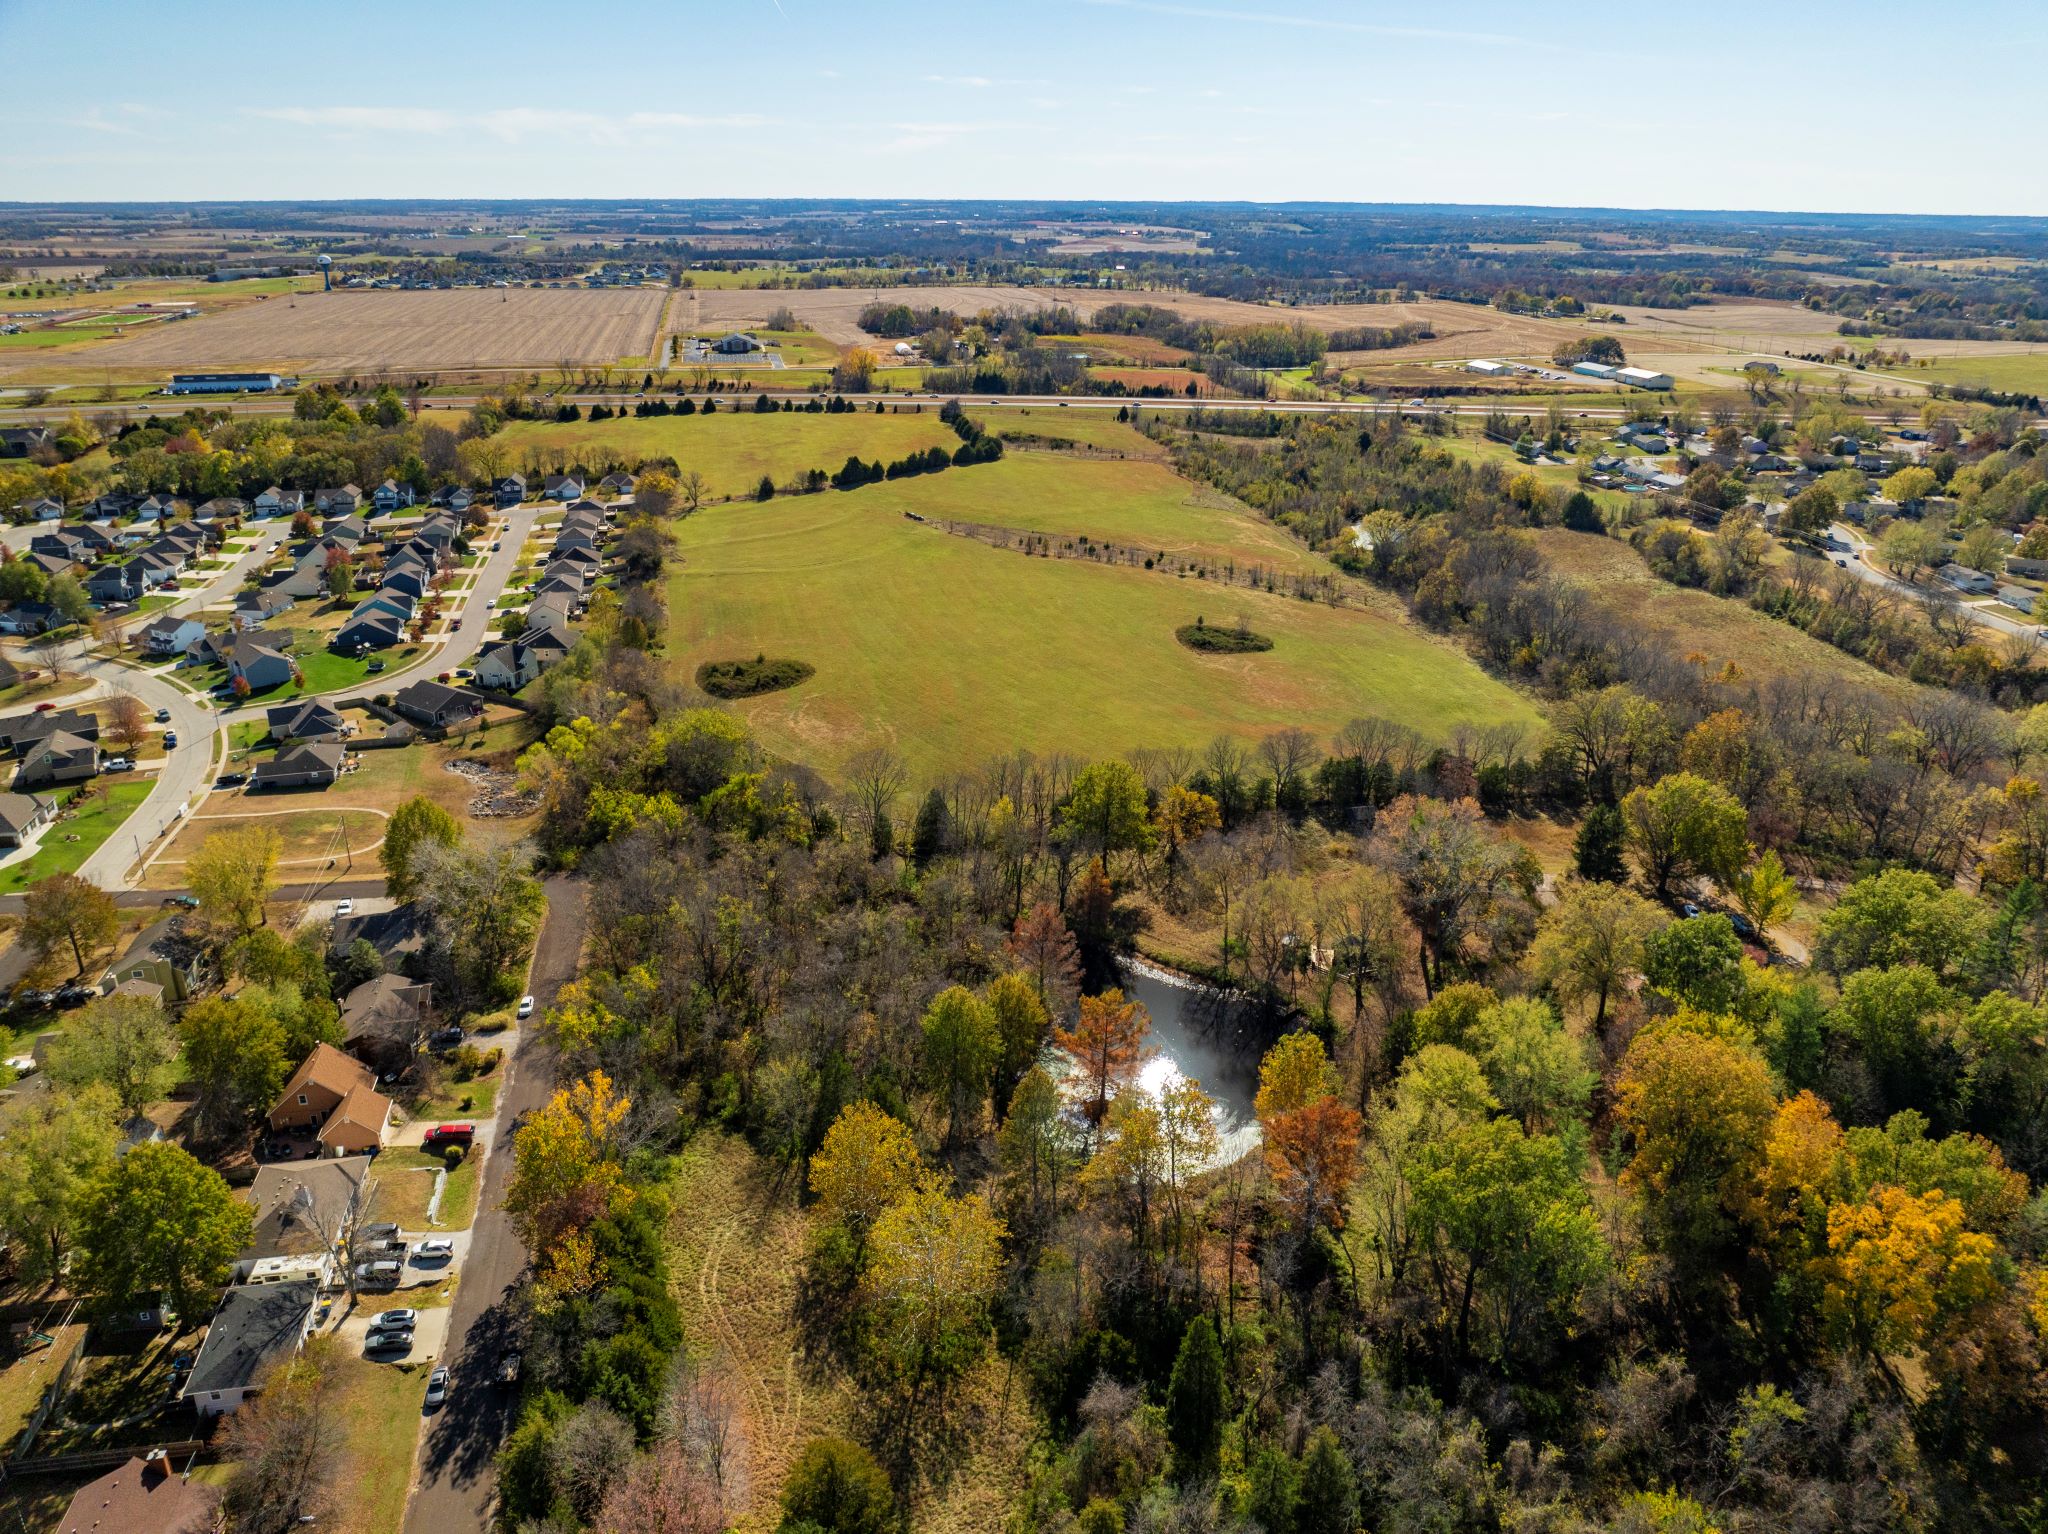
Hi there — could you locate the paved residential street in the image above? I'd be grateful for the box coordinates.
[402,874,584,1534]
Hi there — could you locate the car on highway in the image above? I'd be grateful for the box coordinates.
[424,1366,449,1408]
[334,898,354,918]
[413,1239,455,1260]
[375,1308,418,1328]
[516,994,535,1020]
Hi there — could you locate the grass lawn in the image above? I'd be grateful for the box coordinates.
[364,1160,439,1229]
[480,408,961,500]
[873,452,1325,574]
[37,1324,205,1454]
[667,465,1537,781]
[1531,528,1920,695]
[409,1068,502,1121]
[668,1132,1034,1533]
[0,1319,85,1447]
[1894,350,2048,396]
[977,404,1169,457]
[319,1344,428,1534]
[0,781,154,893]
[0,672,92,710]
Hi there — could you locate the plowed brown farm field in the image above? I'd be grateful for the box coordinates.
[21,287,665,373]
[676,283,1640,362]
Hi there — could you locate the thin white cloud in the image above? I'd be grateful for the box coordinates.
[1078,0,1532,48]
[922,73,1049,88]
[243,106,772,144]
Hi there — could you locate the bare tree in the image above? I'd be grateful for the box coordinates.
[219,1346,342,1533]
[843,745,908,854]
[105,689,149,755]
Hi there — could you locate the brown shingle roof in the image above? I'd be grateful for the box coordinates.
[59,1452,212,1534]
[271,1041,372,1113]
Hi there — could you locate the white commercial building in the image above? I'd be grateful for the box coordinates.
[1465,359,1509,376]
[1614,367,1674,390]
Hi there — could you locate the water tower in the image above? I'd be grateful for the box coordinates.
[317,254,332,292]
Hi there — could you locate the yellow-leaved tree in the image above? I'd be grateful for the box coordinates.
[506,1069,632,1299]
[808,1101,925,1247]
[1823,1185,1998,1358]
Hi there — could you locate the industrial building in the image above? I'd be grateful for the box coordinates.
[1614,366,1674,390]
[1465,359,1509,376]
[1572,361,1618,380]
[165,372,291,394]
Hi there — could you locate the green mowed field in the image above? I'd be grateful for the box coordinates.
[1895,351,2048,395]
[978,405,1168,456]
[484,409,961,498]
[668,482,1538,781]
[877,453,1325,574]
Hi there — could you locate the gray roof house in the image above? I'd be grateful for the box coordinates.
[229,635,296,692]
[266,698,347,743]
[182,1279,317,1416]
[141,613,207,656]
[235,1157,370,1278]
[15,730,98,790]
[98,915,205,1003]
[250,741,347,791]
[391,680,485,730]
[0,791,56,848]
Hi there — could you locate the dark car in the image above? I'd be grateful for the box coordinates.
[428,1026,465,1053]
[214,772,246,789]
[365,1330,413,1356]
[357,1222,400,1243]
[54,984,94,1008]
[161,893,200,909]
[12,988,53,1010]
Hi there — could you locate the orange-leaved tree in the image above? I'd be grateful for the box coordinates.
[1054,988,1151,1126]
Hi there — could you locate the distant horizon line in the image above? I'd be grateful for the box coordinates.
[1,197,2044,224]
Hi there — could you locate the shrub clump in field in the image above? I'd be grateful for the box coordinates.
[697,654,816,698]
[1176,615,1273,654]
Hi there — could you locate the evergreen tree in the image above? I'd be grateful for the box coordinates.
[911,787,951,868]
[1574,803,1627,882]
[1295,1426,1358,1533]
[1164,1314,1226,1481]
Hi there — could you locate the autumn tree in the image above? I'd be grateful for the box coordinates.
[46,992,179,1116]
[104,689,149,755]
[1465,996,1595,1134]
[866,1184,1006,1382]
[1728,848,1798,940]
[1528,879,1667,1032]
[1621,771,1749,898]
[1254,1031,1339,1118]
[380,795,463,902]
[1152,783,1221,901]
[1823,1186,1998,1361]
[1263,1095,1362,1246]
[0,1083,119,1284]
[1054,988,1151,1126]
[984,969,1051,1098]
[75,1141,252,1319]
[180,994,290,1142]
[1372,795,1535,995]
[220,1346,342,1533]
[1615,1025,1777,1272]
[809,1101,925,1245]
[1009,903,1083,1020]
[921,985,999,1147]
[1063,759,1155,862]
[20,871,120,975]
[1813,867,1990,980]
[779,1437,893,1534]
[189,823,282,934]
[506,1071,632,1296]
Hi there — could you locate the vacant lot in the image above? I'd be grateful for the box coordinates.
[484,408,961,500]
[24,288,665,372]
[1531,527,1915,694]
[879,452,1325,574]
[668,460,1538,781]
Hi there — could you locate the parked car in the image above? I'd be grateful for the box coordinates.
[214,772,246,788]
[12,988,53,1010]
[428,1025,464,1053]
[1680,901,1702,919]
[154,707,171,723]
[423,1123,476,1150]
[414,1239,454,1260]
[355,1260,402,1288]
[163,731,177,748]
[374,1308,418,1329]
[334,898,354,918]
[516,995,535,1020]
[358,1222,400,1243]
[365,1329,413,1356]
[499,1352,522,1385]
[54,984,94,1008]
[424,1366,448,1408]
[103,757,134,773]
[162,893,200,908]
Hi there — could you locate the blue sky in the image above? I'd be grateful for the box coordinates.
[2,0,2041,214]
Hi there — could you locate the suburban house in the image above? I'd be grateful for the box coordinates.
[134,494,178,522]
[253,487,305,518]
[264,557,326,602]
[267,1042,393,1155]
[98,916,206,1003]
[234,1157,370,1281]
[86,561,145,605]
[182,1279,318,1416]
[322,515,368,548]
[331,903,429,973]
[598,471,637,499]
[55,1450,214,1534]
[391,679,485,730]
[341,973,433,1059]
[0,424,55,457]
[0,600,61,635]
[371,479,414,512]
[0,790,55,848]
[0,709,98,757]
[31,529,91,564]
[378,562,429,601]
[411,513,462,552]
[250,740,347,790]
[15,731,99,790]
[332,603,407,653]
[140,613,206,656]
[23,551,79,581]
[228,633,296,691]
[232,586,294,629]
[194,496,247,527]
[493,473,527,507]
[313,484,362,515]
[431,484,474,512]
[24,496,64,522]
[1940,563,1997,595]
[542,472,585,501]
[474,616,574,690]
[267,698,347,743]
